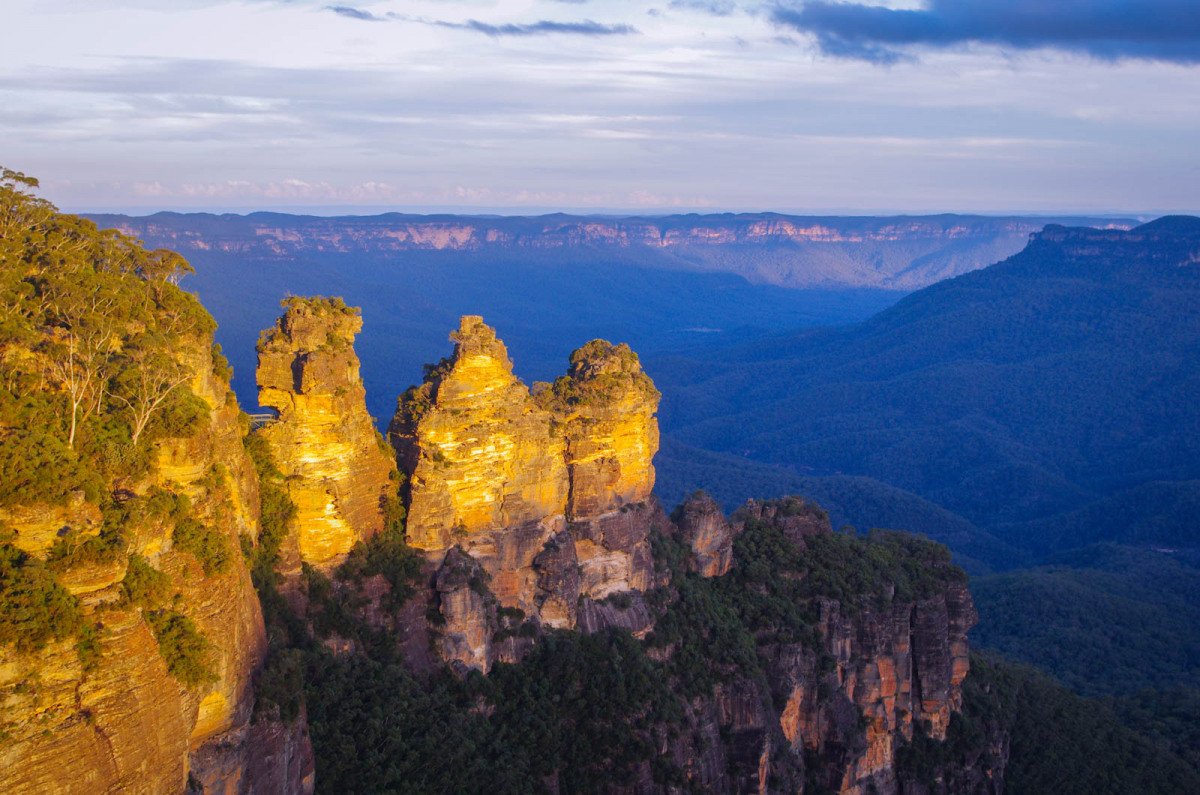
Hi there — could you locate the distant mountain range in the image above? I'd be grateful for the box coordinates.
[87,211,1134,290]
[655,216,1200,564]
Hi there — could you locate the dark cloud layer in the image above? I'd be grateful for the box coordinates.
[437,19,638,37]
[323,6,636,37]
[772,0,1200,64]
[326,5,383,22]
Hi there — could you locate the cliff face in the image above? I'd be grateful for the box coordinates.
[389,316,568,552]
[0,338,313,795]
[256,297,396,573]
[389,317,661,672]
[535,340,660,520]
[91,212,1135,290]
[659,498,980,794]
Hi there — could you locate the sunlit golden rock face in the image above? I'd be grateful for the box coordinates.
[392,318,661,555]
[257,297,396,572]
[534,340,660,520]
[391,317,662,672]
[390,316,569,552]
[0,338,312,795]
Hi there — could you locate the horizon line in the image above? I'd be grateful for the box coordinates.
[67,204,1173,221]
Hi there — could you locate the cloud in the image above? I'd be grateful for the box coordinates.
[771,0,1200,64]
[434,19,638,37]
[325,5,383,22]
[668,0,737,15]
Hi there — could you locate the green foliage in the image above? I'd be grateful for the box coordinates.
[302,630,681,794]
[392,356,453,431]
[1107,686,1200,774]
[0,543,82,652]
[0,394,102,507]
[335,494,422,608]
[255,647,305,723]
[75,622,103,673]
[534,339,659,415]
[656,223,1200,561]
[648,506,964,703]
[971,545,1200,696]
[146,609,216,687]
[121,553,171,608]
[172,517,230,576]
[0,165,214,505]
[897,653,1200,793]
[211,342,232,383]
[244,431,296,589]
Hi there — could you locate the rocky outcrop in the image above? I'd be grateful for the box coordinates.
[534,340,660,519]
[392,317,662,672]
[257,297,396,573]
[390,316,568,552]
[675,491,735,577]
[0,335,313,794]
[661,499,980,795]
[431,547,496,674]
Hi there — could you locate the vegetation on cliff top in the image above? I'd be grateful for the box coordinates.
[534,339,659,416]
[0,168,213,509]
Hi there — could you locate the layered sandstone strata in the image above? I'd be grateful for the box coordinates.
[390,316,569,552]
[664,499,979,794]
[392,317,663,671]
[533,340,660,519]
[257,297,395,572]
[0,336,313,795]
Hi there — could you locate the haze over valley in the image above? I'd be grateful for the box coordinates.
[4,0,1199,792]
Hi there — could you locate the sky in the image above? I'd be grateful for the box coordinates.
[2,0,1198,215]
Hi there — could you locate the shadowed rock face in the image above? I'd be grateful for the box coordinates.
[257,297,396,573]
[676,491,735,577]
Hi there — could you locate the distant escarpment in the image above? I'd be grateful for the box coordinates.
[87,211,1135,290]
[255,297,395,575]
[0,173,312,794]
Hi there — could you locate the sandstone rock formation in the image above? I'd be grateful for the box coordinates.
[664,499,979,794]
[0,336,314,795]
[257,297,396,572]
[392,317,662,672]
[534,340,660,519]
[675,491,735,577]
[390,316,568,552]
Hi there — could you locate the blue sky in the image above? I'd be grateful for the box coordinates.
[2,0,1197,214]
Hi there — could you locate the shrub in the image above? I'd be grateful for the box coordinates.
[121,554,171,608]
[146,609,216,687]
[173,517,230,576]
[0,543,82,652]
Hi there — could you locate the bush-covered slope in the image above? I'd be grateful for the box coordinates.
[901,653,1200,794]
[970,544,1200,696]
[657,218,1200,558]
[654,438,1023,574]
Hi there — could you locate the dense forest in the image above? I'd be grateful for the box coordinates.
[654,218,1200,556]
